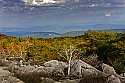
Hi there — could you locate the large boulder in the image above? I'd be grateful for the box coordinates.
[58,61,68,68]
[40,77,55,83]
[102,63,124,83]
[0,68,24,83]
[15,65,35,73]
[43,60,67,77]
[0,68,11,77]
[8,62,19,73]
[102,63,117,76]
[5,76,24,83]
[44,60,68,68]
[12,65,36,80]
[70,60,100,78]
[34,66,65,78]
[33,66,54,77]
[44,60,59,67]
[0,68,11,83]
[61,79,79,83]
[8,60,67,83]
[120,73,125,77]
[8,63,39,83]
[81,68,99,77]
[52,66,65,77]
[108,75,121,83]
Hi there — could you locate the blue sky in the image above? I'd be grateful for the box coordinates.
[0,0,125,32]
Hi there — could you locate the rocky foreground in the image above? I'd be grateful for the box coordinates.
[0,60,125,83]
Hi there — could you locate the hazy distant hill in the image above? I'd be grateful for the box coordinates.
[0,24,125,38]
[0,32,61,38]
[0,29,125,38]
[62,29,125,37]
[62,31,85,37]
[1,24,125,33]
[104,29,125,33]
[21,32,61,38]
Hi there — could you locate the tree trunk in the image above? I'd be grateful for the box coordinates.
[68,51,73,77]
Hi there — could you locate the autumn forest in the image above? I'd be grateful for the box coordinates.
[0,30,125,74]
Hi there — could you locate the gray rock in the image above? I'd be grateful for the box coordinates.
[0,69,11,77]
[33,66,54,77]
[120,73,125,77]
[108,75,121,83]
[102,63,117,76]
[17,66,35,73]
[0,68,24,83]
[119,77,125,83]
[81,68,99,77]
[70,60,99,78]
[43,60,67,77]
[102,63,123,83]
[5,76,24,83]
[54,82,61,83]
[44,60,59,67]
[59,61,68,68]
[52,67,65,77]
[0,67,8,70]
[8,62,19,72]
[11,65,36,79]
[40,77,54,83]
[61,79,79,83]
[8,60,123,83]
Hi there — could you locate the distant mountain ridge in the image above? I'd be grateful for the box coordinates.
[21,32,61,38]
[0,32,61,38]
[62,31,85,37]
[0,24,125,38]
[62,29,125,37]
[1,24,125,32]
[0,29,125,38]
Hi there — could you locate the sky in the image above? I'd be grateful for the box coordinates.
[0,0,125,33]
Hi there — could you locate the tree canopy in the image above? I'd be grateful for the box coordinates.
[0,30,125,73]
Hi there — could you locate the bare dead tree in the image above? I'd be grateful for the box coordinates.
[58,43,77,77]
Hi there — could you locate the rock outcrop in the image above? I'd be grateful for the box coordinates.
[6,60,125,83]
[101,63,124,83]
[70,60,101,78]
[0,67,24,83]
[44,60,59,67]
[108,75,121,83]
[8,60,68,83]
[33,66,54,77]
[102,63,117,76]
[40,77,55,83]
